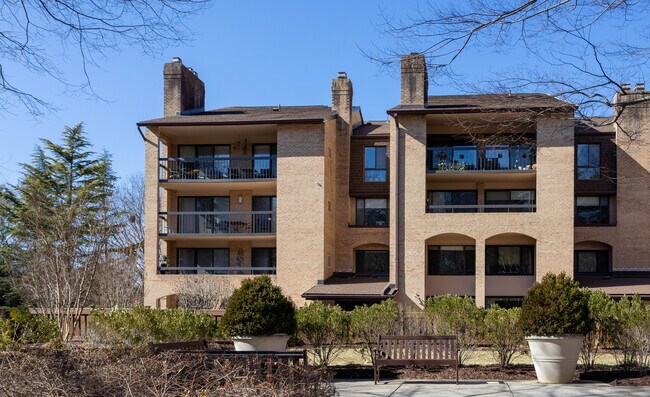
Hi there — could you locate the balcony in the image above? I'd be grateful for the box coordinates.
[426,146,536,173]
[159,156,276,181]
[426,204,536,213]
[158,265,276,275]
[159,211,275,237]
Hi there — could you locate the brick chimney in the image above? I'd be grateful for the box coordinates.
[332,71,353,125]
[400,53,428,106]
[163,57,205,116]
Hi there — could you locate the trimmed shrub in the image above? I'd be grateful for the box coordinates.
[219,276,296,337]
[612,295,650,371]
[425,295,484,365]
[0,308,59,348]
[296,302,350,366]
[519,272,593,336]
[90,306,218,351]
[350,300,399,366]
[580,290,619,370]
[484,306,523,368]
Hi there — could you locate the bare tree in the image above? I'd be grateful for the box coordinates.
[91,172,145,308]
[18,196,113,341]
[369,1,650,133]
[176,277,234,310]
[0,0,210,117]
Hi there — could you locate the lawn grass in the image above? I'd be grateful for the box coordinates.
[322,347,619,367]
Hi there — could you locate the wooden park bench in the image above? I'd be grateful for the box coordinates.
[373,335,458,384]
[149,339,208,355]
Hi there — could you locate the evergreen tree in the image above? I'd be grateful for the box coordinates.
[9,123,117,340]
[0,187,21,307]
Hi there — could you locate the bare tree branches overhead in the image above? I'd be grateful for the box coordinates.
[0,0,210,117]
[369,1,650,121]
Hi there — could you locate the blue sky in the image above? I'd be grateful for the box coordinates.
[0,1,638,185]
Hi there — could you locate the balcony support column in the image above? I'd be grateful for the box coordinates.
[144,128,161,307]
[475,239,486,307]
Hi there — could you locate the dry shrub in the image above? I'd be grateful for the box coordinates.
[0,348,334,396]
[176,277,234,310]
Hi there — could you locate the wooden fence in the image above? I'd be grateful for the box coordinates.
[24,308,225,341]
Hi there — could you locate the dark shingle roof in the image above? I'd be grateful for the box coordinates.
[302,276,392,299]
[388,93,574,114]
[575,117,616,134]
[353,121,390,136]
[138,105,334,126]
[577,275,650,298]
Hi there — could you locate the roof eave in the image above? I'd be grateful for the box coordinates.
[136,116,333,127]
[386,105,576,115]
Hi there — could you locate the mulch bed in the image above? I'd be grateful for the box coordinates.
[331,365,650,386]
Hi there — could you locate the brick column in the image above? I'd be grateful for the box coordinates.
[475,239,486,307]
[143,128,161,307]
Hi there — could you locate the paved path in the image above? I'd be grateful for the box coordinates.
[334,380,650,396]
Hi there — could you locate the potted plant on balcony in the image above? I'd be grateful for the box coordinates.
[219,275,296,351]
[519,272,593,383]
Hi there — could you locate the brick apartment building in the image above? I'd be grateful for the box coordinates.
[138,54,650,309]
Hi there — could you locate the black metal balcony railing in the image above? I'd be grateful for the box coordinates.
[159,211,276,235]
[426,204,537,213]
[160,156,276,181]
[426,146,536,172]
[158,265,276,275]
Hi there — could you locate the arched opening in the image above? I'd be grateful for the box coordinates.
[485,233,537,307]
[425,233,476,298]
[353,243,389,277]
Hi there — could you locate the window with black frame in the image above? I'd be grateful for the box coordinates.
[486,246,534,275]
[253,196,276,233]
[575,250,610,276]
[253,144,277,178]
[486,297,523,309]
[177,197,230,234]
[252,248,276,274]
[428,246,475,275]
[576,196,610,225]
[176,248,229,274]
[178,145,230,179]
[356,198,388,226]
[577,143,601,180]
[364,146,387,182]
[427,191,477,213]
[356,250,389,276]
[484,190,536,212]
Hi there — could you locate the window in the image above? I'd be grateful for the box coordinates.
[427,191,477,213]
[486,297,523,309]
[176,248,229,274]
[178,197,230,234]
[253,144,277,178]
[575,251,610,275]
[252,196,276,233]
[576,196,610,225]
[252,248,276,274]
[356,250,389,276]
[486,246,535,275]
[484,190,536,212]
[428,246,475,275]
[577,144,601,180]
[178,145,230,179]
[364,146,387,182]
[356,198,388,226]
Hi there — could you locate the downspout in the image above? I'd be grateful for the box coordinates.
[392,113,400,295]
[137,125,146,141]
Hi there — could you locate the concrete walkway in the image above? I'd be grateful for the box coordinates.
[334,380,650,396]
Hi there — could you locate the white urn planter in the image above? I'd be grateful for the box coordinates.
[526,335,584,384]
[232,334,290,352]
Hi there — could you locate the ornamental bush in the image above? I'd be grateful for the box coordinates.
[519,272,593,336]
[425,295,484,365]
[296,301,350,366]
[0,308,59,348]
[89,306,218,352]
[350,299,399,366]
[219,276,296,337]
[484,306,523,368]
